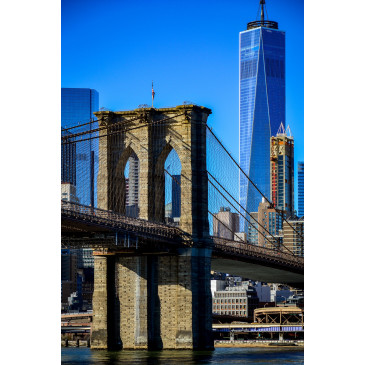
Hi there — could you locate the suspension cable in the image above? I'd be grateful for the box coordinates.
[207,125,304,240]
[164,168,288,253]
[61,112,187,145]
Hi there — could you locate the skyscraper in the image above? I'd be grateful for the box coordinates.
[125,152,140,218]
[61,88,99,309]
[171,174,181,219]
[61,88,99,206]
[270,123,294,216]
[61,88,99,127]
[61,128,76,186]
[297,161,304,217]
[213,207,239,240]
[239,0,285,229]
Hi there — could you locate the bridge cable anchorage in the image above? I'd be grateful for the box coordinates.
[206,126,304,241]
[61,112,187,145]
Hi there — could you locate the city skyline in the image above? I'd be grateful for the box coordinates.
[62,0,304,211]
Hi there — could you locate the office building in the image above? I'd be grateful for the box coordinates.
[247,212,259,245]
[298,162,304,217]
[213,207,240,240]
[125,152,140,218]
[61,128,76,186]
[212,284,259,318]
[61,182,79,203]
[239,0,285,229]
[247,199,282,247]
[210,279,226,297]
[61,88,99,206]
[283,217,304,257]
[257,198,282,248]
[61,89,99,306]
[61,88,99,126]
[270,123,294,215]
[61,249,78,307]
[171,175,181,218]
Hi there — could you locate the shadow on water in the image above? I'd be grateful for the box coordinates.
[61,347,304,365]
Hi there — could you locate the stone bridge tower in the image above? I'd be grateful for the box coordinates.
[91,105,214,350]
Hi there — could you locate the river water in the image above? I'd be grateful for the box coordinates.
[62,347,304,364]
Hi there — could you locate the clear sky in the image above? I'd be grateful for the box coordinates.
[62,0,304,199]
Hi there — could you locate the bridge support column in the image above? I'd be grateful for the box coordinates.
[117,256,148,349]
[151,248,213,350]
[91,255,121,349]
[91,248,213,350]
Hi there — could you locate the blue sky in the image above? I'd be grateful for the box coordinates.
[62,0,304,195]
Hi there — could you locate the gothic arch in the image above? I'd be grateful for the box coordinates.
[111,145,140,215]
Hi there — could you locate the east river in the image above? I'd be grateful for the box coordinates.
[61,347,304,364]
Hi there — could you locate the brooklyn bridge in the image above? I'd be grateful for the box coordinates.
[61,104,304,350]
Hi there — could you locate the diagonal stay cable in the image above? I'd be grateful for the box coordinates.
[208,171,295,255]
[208,175,288,253]
[164,169,245,244]
[207,126,304,241]
[165,168,283,252]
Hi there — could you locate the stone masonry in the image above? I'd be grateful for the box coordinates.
[91,105,213,350]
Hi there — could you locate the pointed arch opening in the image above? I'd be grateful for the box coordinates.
[154,143,182,225]
[112,146,140,217]
[124,150,140,218]
[164,149,182,226]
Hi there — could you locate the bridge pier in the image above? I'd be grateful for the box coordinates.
[91,248,213,350]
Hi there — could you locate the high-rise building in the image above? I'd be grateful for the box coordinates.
[61,88,99,126]
[298,162,304,217]
[247,198,282,247]
[283,217,304,257]
[247,212,259,245]
[61,88,99,206]
[61,128,76,186]
[125,152,140,218]
[61,249,78,307]
[61,88,99,304]
[61,182,79,203]
[270,123,294,216]
[239,0,285,229]
[172,175,181,218]
[213,207,240,240]
[257,198,282,248]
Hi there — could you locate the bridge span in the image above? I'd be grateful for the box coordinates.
[61,104,304,351]
[62,201,303,287]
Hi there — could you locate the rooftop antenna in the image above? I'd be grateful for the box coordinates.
[260,0,265,21]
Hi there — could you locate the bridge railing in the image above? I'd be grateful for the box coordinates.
[212,236,304,268]
[61,200,190,242]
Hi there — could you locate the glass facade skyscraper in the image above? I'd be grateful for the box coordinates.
[239,12,285,230]
[61,88,99,206]
[61,88,99,127]
[61,89,100,308]
[297,161,304,217]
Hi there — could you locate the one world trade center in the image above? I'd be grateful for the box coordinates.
[239,0,285,230]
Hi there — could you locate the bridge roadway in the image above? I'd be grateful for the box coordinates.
[61,201,303,287]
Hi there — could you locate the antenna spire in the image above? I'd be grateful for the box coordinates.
[260,0,265,21]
